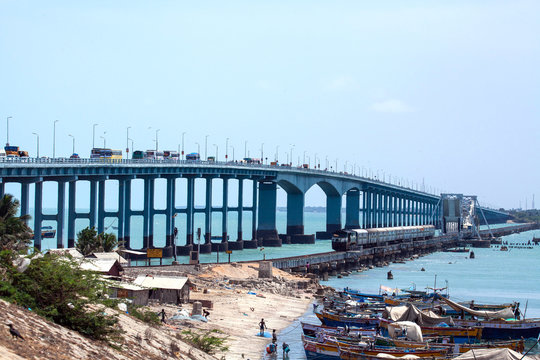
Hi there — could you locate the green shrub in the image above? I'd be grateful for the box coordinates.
[0,251,121,342]
[128,304,161,325]
[180,329,229,354]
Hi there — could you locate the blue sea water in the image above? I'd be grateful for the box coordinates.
[272,228,540,360]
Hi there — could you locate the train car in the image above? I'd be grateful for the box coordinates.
[332,225,436,252]
[331,229,368,251]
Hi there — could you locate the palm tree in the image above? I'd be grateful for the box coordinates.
[0,194,33,252]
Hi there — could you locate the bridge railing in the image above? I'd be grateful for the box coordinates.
[0,157,438,196]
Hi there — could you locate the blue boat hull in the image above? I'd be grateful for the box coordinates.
[305,349,339,360]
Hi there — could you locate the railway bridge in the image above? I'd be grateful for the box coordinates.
[0,159,510,256]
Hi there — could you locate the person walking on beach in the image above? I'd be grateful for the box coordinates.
[160,309,167,323]
[259,318,267,336]
[272,329,277,343]
[282,342,290,358]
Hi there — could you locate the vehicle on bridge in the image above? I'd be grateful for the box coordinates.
[242,157,261,164]
[186,152,200,161]
[18,150,29,158]
[332,225,436,252]
[163,150,179,160]
[132,150,144,159]
[91,148,123,160]
[144,150,164,160]
[4,145,20,157]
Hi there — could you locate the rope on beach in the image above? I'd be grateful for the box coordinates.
[277,320,302,336]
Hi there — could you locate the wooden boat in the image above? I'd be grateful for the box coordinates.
[338,346,449,359]
[380,318,482,343]
[453,318,540,340]
[301,322,376,338]
[35,226,56,238]
[316,310,381,329]
[443,247,470,252]
[374,335,525,355]
[303,335,449,360]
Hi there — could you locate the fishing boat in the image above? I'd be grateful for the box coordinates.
[301,322,376,338]
[374,335,524,355]
[303,334,449,360]
[439,296,540,340]
[40,226,56,238]
[315,310,381,329]
[338,345,449,359]
[379,318,482,343]
[443,247,470,252]
[453,318,540,340]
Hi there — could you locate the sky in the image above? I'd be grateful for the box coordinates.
[1,0,539,210]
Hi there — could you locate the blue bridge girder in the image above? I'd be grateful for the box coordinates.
[0,159,510,254]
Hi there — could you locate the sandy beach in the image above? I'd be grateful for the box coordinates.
[126,262,319,360]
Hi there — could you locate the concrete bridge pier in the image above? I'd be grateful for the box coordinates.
[201,177,213,253]
[229,178,245,250]
[33,180,43,251]
[214,177,229,252]
[177,176,195,256]
[243,179,259,249]
[317,193,342,239]
[345,189,360,229]
[256,181,281,247]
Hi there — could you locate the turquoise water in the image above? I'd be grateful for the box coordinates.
[273,228,540,360]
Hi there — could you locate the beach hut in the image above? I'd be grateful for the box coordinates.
[109,282,150,306]
[133,275,191,304]
[46,248,84,258]
[80,258,123,277]
[87,252,129,266]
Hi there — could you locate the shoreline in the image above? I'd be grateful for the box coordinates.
[124,262,320,360]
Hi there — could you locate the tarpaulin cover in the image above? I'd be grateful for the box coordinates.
[439,296,515,319]
[383,304,454,326]
[454,348,537,359]
[387,321,423,342]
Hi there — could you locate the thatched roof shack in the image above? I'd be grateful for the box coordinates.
[109,283,150,306]
[80,258,123,277]
[47,248,84,258]
[134,275,191,304]
[87,252,129,266]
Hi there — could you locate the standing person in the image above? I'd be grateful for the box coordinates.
[282,342,290,358]
[160,309,167,323]
[272,329,277,343]
[259,318,267,336]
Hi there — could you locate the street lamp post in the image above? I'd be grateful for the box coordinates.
[155,129,160,151]
[92,123,98,148]
[126,126,131,159]
[213,144,218,160]
[32,132,39,158]
[100,133,106,148]
[231,146,235,161]
[289,144,294,166]
[128,138,134,155]
[181,132,186,160]
[68,134,75,155]
[303,150,307,165]
[6,116,12,146]
[53,120,59,158]
[225,137,229,161]
[260,143,264,163]
[275,145,279,162]
[205,135,209,160]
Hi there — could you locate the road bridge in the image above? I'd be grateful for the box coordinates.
[0,159,510,256]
